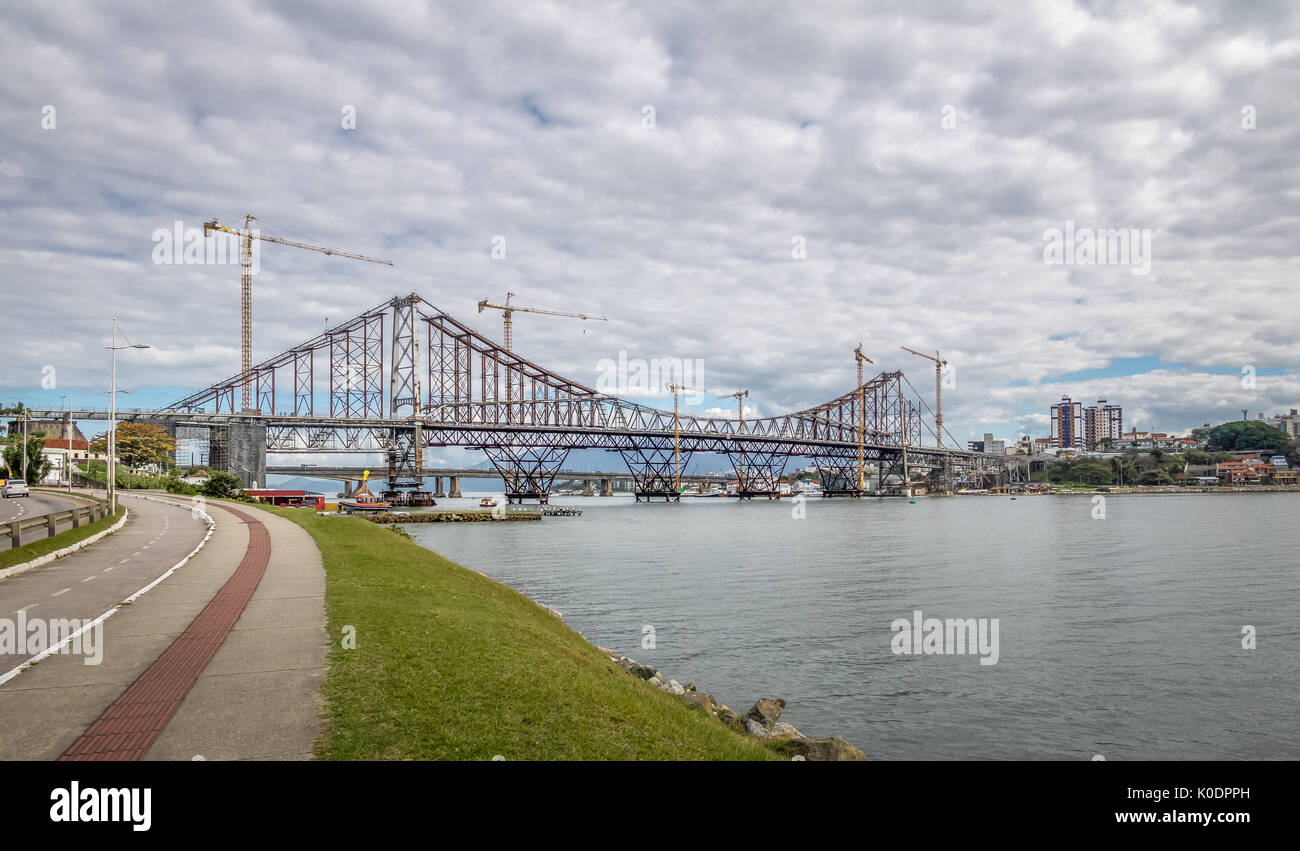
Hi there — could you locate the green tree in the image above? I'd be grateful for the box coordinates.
[1139,468,1174,485]
[2,431,52,485]
[89,422,176,469]
[1206,421,1290,452]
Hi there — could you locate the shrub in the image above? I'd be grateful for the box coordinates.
[199,471,243,499]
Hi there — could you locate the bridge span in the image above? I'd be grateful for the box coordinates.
[27,293,1007,504]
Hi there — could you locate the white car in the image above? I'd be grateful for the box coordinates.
[2,481,30,498]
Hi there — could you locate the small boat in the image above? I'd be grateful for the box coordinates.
[340,469,391,513]
[479,498,499,508]
[682,487,728,498]
[340,496,392,513]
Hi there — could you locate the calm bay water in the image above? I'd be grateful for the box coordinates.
[405,492,1300,760]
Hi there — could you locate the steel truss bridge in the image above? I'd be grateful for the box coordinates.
[32,293,1006,503]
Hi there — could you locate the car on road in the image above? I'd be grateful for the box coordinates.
[2,481,31,498]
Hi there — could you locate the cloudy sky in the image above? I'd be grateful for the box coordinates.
[3,0,1299,456]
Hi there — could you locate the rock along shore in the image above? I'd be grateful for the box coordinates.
[360,510,541,523]
[599,650,867,761]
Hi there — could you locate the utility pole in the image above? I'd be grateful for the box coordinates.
[61,394,73,490]
[105,319,149,513]
[854,345,873,495]
[20,409,28,484]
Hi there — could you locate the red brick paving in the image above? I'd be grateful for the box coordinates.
[59,505,270,761]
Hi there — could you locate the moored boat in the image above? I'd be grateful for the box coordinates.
[340,495,392,513]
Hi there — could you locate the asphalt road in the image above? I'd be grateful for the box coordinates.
[0,490,95,550]
[0,492,209,672]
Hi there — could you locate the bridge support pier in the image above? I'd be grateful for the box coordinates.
[600,479,613,497]
[447,476,462,499]
[727,447,787,499]
[582,479,594,497]
[620,441,683,502]
[484,446,567,504]
[431,476,445,498]
[815,455,865,497]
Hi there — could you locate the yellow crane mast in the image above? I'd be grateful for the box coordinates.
[665,382,708,493]
[716,389,750,491]
[854,344,874,493]
[204,215,392,411]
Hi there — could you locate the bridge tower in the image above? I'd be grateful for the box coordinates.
[386,294,429,505]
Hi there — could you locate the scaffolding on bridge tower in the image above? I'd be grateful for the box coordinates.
[386,293,429,504]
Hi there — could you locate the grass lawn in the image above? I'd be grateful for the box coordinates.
[0,505,126,571]
[261,505,781,761]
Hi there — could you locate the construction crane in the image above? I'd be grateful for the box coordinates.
[900,346,947,448]
[204,215,392,411]
[476,291,607,352]
[854,344,874,493]
[716,389,749,429]
[716,389,750,491]
[665,383,708,493]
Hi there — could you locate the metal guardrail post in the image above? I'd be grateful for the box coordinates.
[9,521,19,548]
[48,514,58,537]
[71,509,81,529]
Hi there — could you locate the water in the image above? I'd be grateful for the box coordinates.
[404,492,1300,760]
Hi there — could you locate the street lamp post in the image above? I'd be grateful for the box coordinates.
[106,319,150,513]
[61,393,73,491]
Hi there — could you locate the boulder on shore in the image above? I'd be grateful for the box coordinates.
[680,692,717,714]
[717,705,743,729]
[745,698,787,731]
[610,654,659,681]
[770,721,806,741]
[782,736,867,761]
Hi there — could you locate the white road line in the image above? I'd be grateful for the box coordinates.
[118,557,130,564]
[80,575,95,583]
[0,498,217,687]
[102,566,115,573]
[51,588,70,597]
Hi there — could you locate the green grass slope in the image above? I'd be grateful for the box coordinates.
[264,506,780,761]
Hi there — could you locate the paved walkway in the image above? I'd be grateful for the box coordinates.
[0,495,327,760]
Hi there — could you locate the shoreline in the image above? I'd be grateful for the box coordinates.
[394,522,869,759]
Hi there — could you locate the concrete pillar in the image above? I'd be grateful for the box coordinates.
[432,476,445,498]
[448,475,462,498]
[583,479,594,496]
[600,478,613,497]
